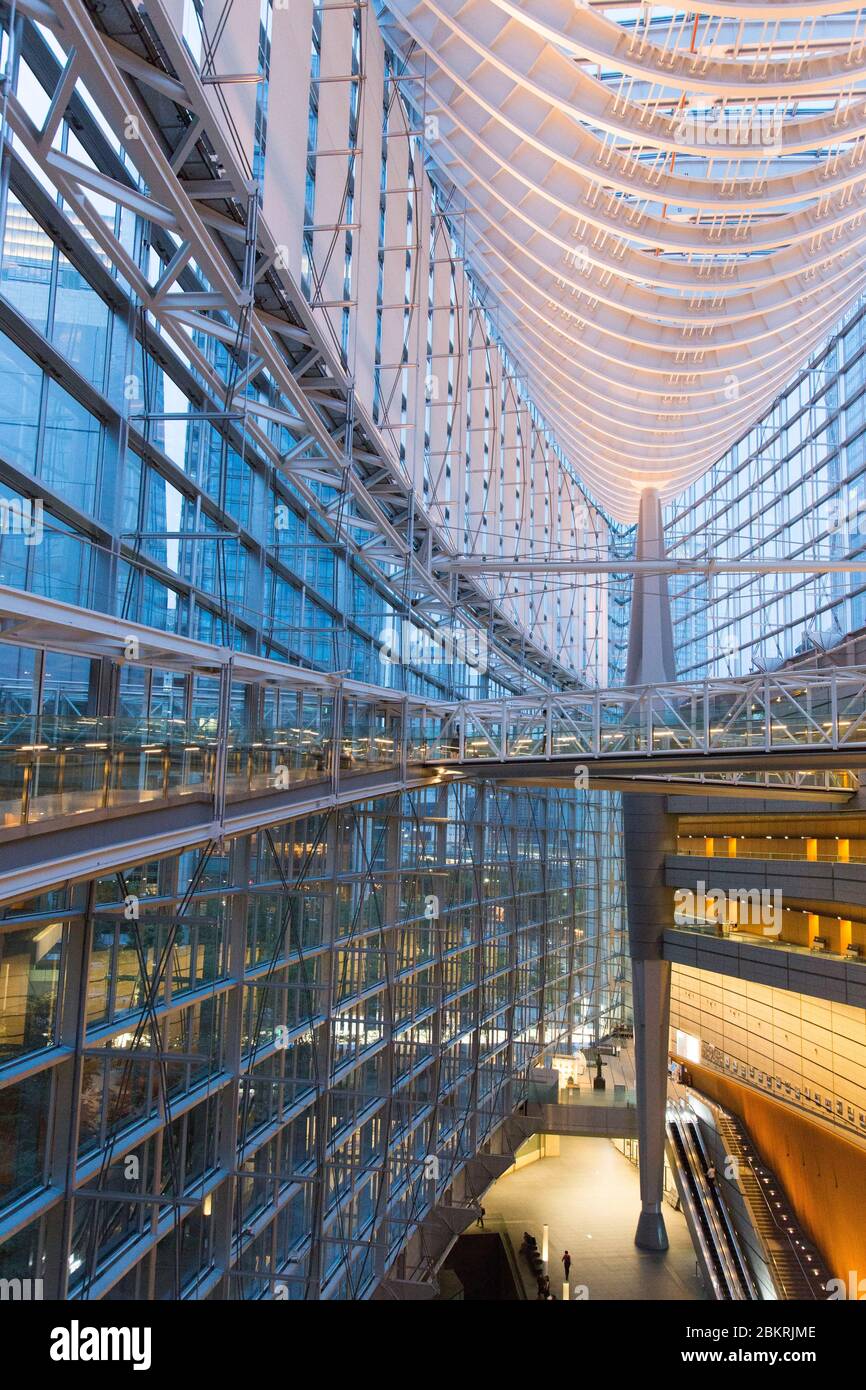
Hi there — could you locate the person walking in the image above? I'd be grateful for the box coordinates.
[562,1249,571,1281]
[476,1204,486,1229]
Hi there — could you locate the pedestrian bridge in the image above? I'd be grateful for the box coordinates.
[1,583,865,903]
[411,671,866,782]
[522,1093,638,1140]
[520,1056,639,1139]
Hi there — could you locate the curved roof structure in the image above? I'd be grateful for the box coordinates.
[378,0,866,518]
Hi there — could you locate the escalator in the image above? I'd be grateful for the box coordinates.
[666,1100,758,1300]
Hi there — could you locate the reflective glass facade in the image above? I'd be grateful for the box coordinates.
[0,783,622,1299]
[668,298,866,680]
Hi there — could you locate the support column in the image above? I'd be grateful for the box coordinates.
[623,488,676,1252]
[624,488,675,690]
[624,798,675,1252]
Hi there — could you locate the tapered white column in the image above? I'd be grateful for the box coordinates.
[623,488,676,1252]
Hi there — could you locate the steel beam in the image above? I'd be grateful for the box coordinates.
[434,558,866,576]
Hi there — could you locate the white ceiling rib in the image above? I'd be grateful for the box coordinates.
[381,0,866,519]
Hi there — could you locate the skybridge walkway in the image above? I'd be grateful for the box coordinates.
[0,585,864,905]
[413,673,866,782]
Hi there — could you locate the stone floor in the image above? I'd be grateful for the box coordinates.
[478,1136,707,1301]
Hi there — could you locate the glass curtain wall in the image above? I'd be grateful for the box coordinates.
[667,297,866,679]
[0,781,623,1300]
[0,5,626,1300]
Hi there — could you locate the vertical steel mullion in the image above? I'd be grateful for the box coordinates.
[399,696,408,783]
[213,833,251,1298]
[48,884,97,1299]
[333,684,343,798]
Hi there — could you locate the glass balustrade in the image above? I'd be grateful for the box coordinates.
[406,712,451,762]
[669,915,866,968]
[0,694,407,828]
[676,834,865,864]
[2,672,862,826]
[0,716,216,827]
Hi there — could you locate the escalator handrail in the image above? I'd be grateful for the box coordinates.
[667,1107,747,1299]
[687,1111,761,1299]
[671,1107,750,1298]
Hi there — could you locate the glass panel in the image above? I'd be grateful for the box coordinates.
[0,922,64,1062]
[51,254,110,389]
[0,195,52,331]
[41,379,101,513]
[0,1070,52,1211]
[0,334,41,473]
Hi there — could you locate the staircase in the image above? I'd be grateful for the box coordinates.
[715,1112,829,1300]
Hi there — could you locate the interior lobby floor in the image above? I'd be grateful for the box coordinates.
[481,1137,707,1301]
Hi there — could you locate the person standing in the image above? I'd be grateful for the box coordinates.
[562,1249,571,1281]
[476,1205,486,1229]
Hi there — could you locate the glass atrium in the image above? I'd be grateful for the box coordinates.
[1,0,866,1330]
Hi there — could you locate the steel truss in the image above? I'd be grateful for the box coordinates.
[424,669,866,768]
[1,0,587,693]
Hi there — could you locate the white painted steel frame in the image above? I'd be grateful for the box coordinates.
[427,669,866,762]
[378,0,866,517]
[7,0,585,690]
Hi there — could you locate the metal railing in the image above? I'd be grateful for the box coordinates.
[413,669,866,766]
[667,917,866,966]
[676,844,866,865]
